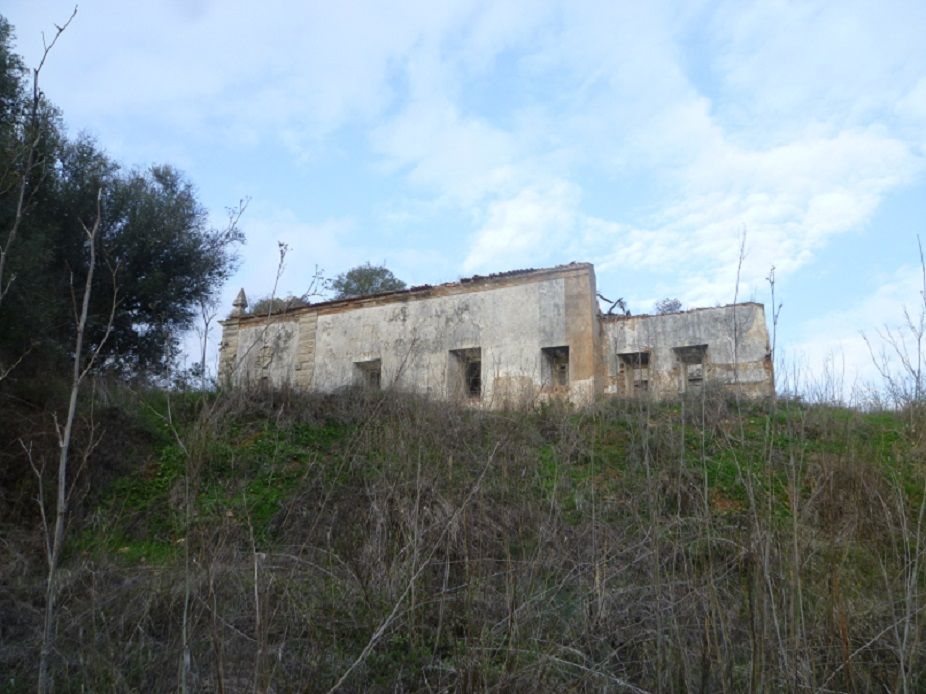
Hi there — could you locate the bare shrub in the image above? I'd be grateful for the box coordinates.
[3,383,926,691]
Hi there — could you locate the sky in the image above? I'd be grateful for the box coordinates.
[6,0,926,399]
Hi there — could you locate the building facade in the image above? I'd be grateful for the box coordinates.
[218,262,773,405]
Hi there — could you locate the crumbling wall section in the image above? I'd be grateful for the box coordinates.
[219,310,317,389]
[217,322,239,385]
[602,303,773,398]
[217,264,772,404]
[217,264,599,406]
[293,312,318,389]
[311,275,578,405]
[563,268,600,404]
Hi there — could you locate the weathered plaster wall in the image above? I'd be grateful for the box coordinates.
[217,264,774,404]
[311,274,591,406]
[563,269,600,403]
[220,264,600,405]
[602,303,772,398]
[218,321,239,383]
[223,314,310,388]
[293,312,318,389]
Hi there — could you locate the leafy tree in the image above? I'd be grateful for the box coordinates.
[329,262,406,299]
[654,297,683,314]
[246,294,310,316]
[94,163,243,374]
[0,16,243,382]
[0,16,25,144]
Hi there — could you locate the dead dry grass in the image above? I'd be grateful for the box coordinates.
[2,386,925,692]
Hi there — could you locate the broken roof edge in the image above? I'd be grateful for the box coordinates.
[599,301,766,321]
[221,261,595,325]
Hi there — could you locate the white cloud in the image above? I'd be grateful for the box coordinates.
[790,262,926,402]
[372,98,518,205]
[462,181,580,272]
[8,0,926,393]
[10,0,479,150]
[595,121,922,307]
[898,79,926,123]
[365,0,925,305]
[710,0,926,135]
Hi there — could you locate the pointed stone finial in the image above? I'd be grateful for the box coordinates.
[231,288,248,317]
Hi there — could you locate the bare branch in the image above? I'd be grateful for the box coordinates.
[20,439,51,566]
[327,442,502,693]
[0,341,35,381]
[38,179,108,694]
[0,7,77,308]
[597,292,630,316]
[0,8,77,385]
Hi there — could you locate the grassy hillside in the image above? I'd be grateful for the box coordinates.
[2,386,925,692]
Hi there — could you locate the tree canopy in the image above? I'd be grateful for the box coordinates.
[245,294,311,317]
[0,15,242,382]
[329,262,406,299]
[654,297,683,314]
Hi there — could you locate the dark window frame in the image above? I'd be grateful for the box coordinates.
[542,346,570,389]
[450,348,482,399]
[673,344,708,389]
[354,358,382,389]
[618,351,651,392]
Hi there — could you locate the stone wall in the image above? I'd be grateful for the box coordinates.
[218,264,773,404]
[222,314,307,389]
[602,303,773,398]
[219,263,601,406]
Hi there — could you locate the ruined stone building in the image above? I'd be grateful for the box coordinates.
[218,262,773,405]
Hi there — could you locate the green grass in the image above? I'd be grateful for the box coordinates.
[80,406,355,560]
[10,388,926,692]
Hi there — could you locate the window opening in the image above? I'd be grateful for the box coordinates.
[673,344,708,390]
[542,346,570,388]
[354,359,382,389]
[465,360,481,396]
[686,363,704,383]
[450,348,482,399]
[618,352,650,392]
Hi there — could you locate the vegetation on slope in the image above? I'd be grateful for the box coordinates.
[2,386,925,692]
[0,13,243,385]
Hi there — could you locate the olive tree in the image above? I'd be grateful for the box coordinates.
[0,17,243,382]
[328,262,406,299]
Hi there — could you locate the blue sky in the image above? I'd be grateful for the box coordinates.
[6,0,926,397]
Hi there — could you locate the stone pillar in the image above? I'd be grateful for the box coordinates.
[564,265,601,404]
[218,321,240,385]
[294,311,318,389]
[218,289,248,385]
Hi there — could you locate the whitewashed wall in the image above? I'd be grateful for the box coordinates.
[218,265,772,404]
[312,278,569,405]
[602,303,772,397]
